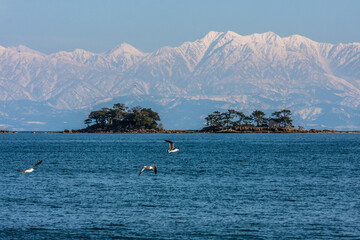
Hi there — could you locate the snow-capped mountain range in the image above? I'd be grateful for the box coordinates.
[1,31,360,130]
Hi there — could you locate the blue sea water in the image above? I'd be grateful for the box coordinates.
[0,133,359,239]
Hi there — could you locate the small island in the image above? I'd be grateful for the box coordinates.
[68,104,337,134]
[71,103,183,133]
[199,109,337,133]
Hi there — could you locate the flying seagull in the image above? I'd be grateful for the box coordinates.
[138,165,157,176]
[165,140,179,153]
[18,160,43,173]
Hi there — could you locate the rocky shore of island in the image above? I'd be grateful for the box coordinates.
[65,128,188,134]
[198,126,338,133]
[59,126,338,134]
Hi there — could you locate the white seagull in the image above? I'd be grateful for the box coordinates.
[165,140,179,153]
[138,165,157,176]
[18,160,43,173]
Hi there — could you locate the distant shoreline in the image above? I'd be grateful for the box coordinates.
[59,126,349,134]
[2,127,359,134]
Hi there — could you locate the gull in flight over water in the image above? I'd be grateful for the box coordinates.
[165,140,179,153]
[18,160,43,173]
[138,165,157,176]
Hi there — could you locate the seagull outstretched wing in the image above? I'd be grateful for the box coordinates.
[138,165,157,176]
[165,140,175,150]
[138,166,146,176]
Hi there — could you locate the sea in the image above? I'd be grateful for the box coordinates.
[0,133,359,239]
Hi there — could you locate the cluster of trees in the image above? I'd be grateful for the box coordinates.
[84,103,161,130]
[204,109,294,128]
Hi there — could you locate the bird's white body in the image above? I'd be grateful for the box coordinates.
[167,148,179,153]
[24,168,34,173]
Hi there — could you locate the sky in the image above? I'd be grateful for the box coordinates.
[0,0,360,54]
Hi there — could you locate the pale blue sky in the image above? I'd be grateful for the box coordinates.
[0,0,359,53]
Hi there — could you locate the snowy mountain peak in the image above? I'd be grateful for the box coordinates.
[247,32,282,44]
[109,43,146,56]
[199,31,223,46]
[285,34,316,45]
[9,45,45,56]
[221,30,241,39]
[73,48,90,54]
[16,45,36,52]
[214,31,243,44]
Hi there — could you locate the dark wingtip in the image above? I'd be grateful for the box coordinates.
[33,160,43,167]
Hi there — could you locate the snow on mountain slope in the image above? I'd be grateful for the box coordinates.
[0,31,360,130]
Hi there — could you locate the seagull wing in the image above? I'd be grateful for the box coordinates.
[165,140,175,150]
[152,166,157,174]
[30,160,43,169]
[138,166,146,176]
